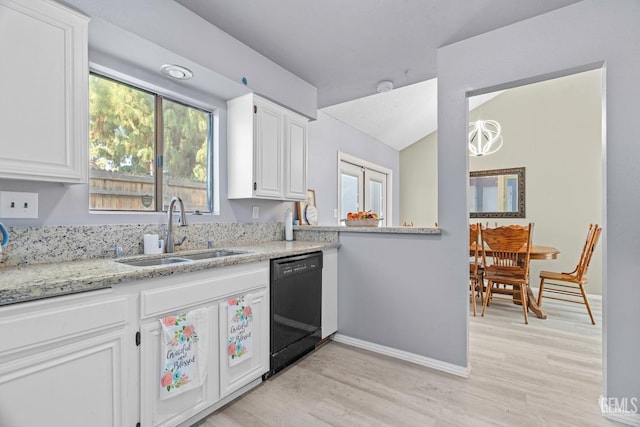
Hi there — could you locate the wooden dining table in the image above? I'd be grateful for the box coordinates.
[471,244,560,319]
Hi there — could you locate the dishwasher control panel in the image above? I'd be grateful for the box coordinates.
[271,251,323,280]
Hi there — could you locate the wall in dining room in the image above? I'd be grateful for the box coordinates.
[400,69,603,294]
[469,68,603,296]
[399,131,437,227]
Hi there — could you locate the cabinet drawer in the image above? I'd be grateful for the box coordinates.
[0,292,128,356]
[140,263,269,319]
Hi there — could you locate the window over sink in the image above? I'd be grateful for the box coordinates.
[89,73,214,213]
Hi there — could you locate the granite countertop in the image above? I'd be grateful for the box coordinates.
[0,240,337,306]
[294,225,441,234]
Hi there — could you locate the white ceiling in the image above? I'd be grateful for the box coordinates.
[322,79,502,150]
[73,0,582,152]
[174,0,580,151]
[322,79,439,151]
[175,0,581,108]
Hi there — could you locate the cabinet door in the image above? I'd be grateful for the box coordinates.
[0,0,88,183]
[140,305,219,427]
[284,114,308,200]
[254,100,283,198]
[0,293,130,427]
[219,288,269,397]
[0,331,128,427]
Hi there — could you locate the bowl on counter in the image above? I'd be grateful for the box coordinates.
[342,218,383,227]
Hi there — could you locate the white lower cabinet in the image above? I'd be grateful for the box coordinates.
[140,305,219,427]
[0,291,131,427]
[218,288,269,398]
[137,262,269,427]
[0,259,283,426]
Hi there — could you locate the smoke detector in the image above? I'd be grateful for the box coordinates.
[376,80,394,93]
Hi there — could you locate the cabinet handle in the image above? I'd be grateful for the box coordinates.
[135,331,141,346]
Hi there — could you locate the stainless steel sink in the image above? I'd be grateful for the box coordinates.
[117,257,191,267]
[115,250,247,267]
[180,250,247,261]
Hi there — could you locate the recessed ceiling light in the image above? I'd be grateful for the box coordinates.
[160,64,193,80]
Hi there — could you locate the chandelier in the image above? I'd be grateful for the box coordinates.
[468,120,503,156]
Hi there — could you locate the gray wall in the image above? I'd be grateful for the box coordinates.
[438,0,639,404]
[0,97,397,230]
[0,87,296,227]
[337,232,467,366]
[61,0,317,118]
[0,0,323,227]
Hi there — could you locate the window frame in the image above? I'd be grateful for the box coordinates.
[337,152,392,226]
[88,67,217,214]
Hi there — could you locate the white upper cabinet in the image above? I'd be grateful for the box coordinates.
[0,0,89,183]
[284,114,308,200]
[227,93,308,201]
[254,98,283,198]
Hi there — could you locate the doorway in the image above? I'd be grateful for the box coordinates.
[467,67,604,401]
[467,67,603,300]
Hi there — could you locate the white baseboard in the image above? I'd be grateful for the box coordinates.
[332,334,470,378]
[603,411,640,426]
[599,396,640,426]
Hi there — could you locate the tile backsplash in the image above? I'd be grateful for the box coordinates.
[0,222,284,267]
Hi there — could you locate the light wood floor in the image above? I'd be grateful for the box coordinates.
[199,297,619,426]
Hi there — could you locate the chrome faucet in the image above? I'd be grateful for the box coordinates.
[166,196,188,253]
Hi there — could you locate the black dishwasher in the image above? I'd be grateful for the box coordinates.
[265,251,322,379]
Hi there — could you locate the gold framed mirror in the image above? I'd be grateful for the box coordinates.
[469,167,525,218]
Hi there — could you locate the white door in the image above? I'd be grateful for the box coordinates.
[340,156,390,226]
[365,168,387,224]
[339,161,364,220]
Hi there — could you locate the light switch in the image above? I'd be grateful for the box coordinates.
[0,191,38,219]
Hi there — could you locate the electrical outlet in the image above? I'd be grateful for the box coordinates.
[252,206,259,219]
[333,208,338,218]
[0,191,39,219]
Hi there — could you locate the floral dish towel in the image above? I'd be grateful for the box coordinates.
[226,294,253,367]
[159,308,208,399]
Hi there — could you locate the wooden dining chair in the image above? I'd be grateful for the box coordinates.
[537,224,602,325]
[469,223,483,316]
[480,223,533,324]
